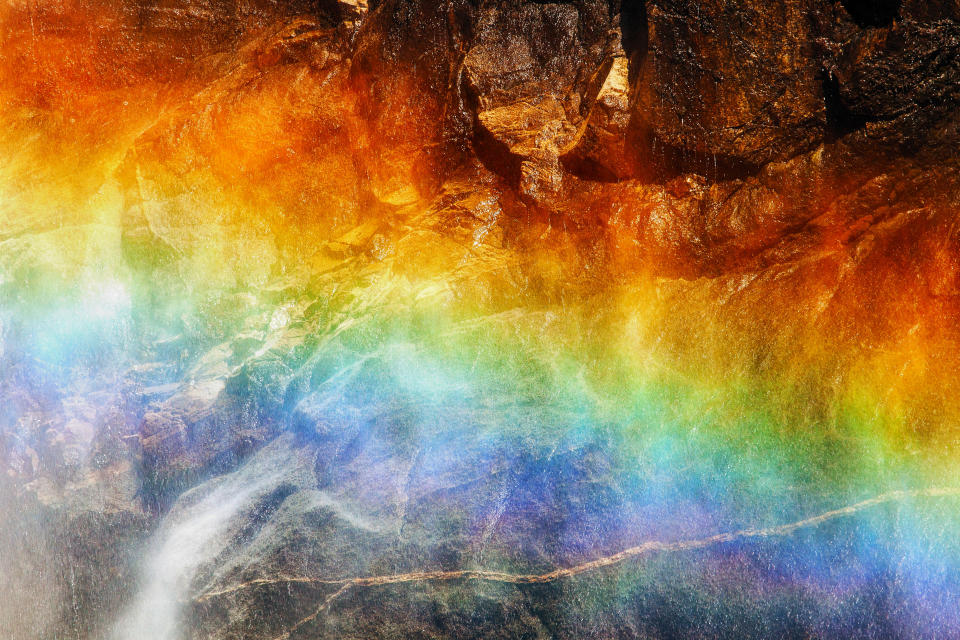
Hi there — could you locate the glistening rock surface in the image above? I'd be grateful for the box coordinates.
[3,1,960,639]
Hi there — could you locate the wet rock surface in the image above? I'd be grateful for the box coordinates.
[638,0,831,168]
[3,0,960,638]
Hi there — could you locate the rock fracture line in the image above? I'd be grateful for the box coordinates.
[191,487,960,639]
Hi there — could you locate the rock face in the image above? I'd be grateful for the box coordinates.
[638,0,870,170]
[4,0,960,639]
[562,55,635,179]
[828,10,960,133]
[463,1,614,198]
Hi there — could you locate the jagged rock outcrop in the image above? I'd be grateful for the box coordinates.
[462,1,615,199]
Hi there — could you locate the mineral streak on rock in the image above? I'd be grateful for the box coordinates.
[3,0,960,639]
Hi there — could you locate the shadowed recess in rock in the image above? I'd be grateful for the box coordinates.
[841,0,902,28]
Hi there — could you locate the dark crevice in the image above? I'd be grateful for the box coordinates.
[822,70,872,140]
[562,154,621,182]
[470,124,523,189]
[840,0,901,28]
[620,0,648,82]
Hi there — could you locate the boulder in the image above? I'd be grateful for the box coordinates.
[464,1,615,199]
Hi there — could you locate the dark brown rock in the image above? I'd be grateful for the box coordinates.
[462,1,617,199]
[562,55,638,180]
[637,0,830,168]
[828,17,960,135]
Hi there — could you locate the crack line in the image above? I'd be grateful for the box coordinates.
[193,486,960,636]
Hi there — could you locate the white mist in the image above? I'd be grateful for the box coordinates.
[110,466,281,640]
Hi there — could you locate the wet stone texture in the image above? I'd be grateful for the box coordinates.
[3,1,960,639]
